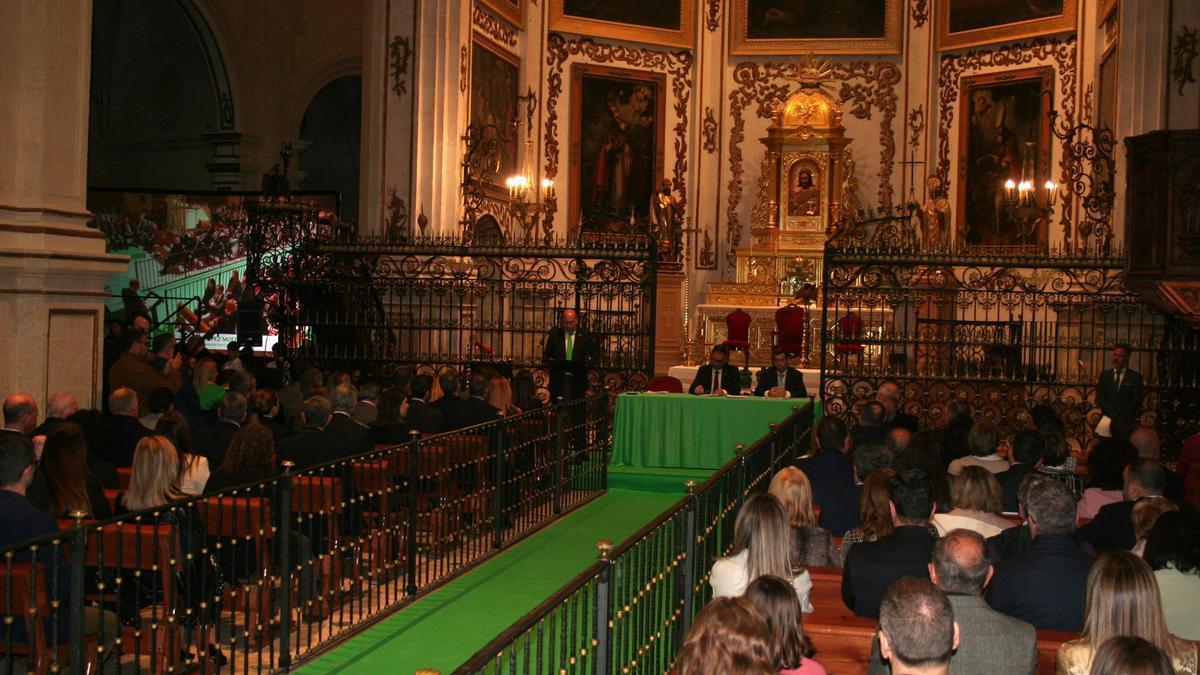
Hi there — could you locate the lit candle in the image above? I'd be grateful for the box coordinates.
[541,178,555,200]
[1004,179,1017,201]
[1044,180,1058,206]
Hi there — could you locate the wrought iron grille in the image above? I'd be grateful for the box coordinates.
[270,234,658,394]
[819,212,1198,456]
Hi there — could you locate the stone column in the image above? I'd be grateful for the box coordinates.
[0,0,127,410]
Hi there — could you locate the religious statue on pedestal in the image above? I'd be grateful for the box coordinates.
[649,179,682,260]
[920,176,952,250]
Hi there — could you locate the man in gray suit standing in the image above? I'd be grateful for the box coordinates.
[870,529,1038,674]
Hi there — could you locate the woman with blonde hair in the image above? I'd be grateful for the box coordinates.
[1057,551,1198,674]
[932,465,1015,538]
[769,467,839,568]
[485,376,521,416]
[1130,496,1179,557]
[121,435,188,512]
[710,493,814,611]
[192,358,224,411]
[674,596,775,675]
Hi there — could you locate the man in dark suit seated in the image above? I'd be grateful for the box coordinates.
[843,468,938,618]
[688,345,741,396]
[850,401,888,451]
[191,391,247,469]
[32,391,77,437]
[987,473,1046,562]
[876,579,959,675]
[432,371,463,418]
[796,417,859,535]
[1130,427,1187,502]
[276,396,345,470]
[868,529,1037,674]
[877,381,919,432]
[986,478,1094,631]
[1078,459,1173,553]
[326,383,372,456]
[753,348,808,398]
[995,429,1044,513]
[403,375,445,435]
[445,373,502,431]
[1094,343,1142,438]
[254,389,290,445]
[105,387,153,467]
[543,309,595,402]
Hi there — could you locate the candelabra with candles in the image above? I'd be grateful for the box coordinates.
[1001,141,1059,245]
[504,165,555,245]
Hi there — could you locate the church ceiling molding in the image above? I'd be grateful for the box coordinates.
[936,35,1078,247]
[724,59,901,276]
[543,33,694,213]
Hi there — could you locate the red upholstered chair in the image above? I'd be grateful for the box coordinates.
[647,376,684,393]
[721,309,753,368]
[772,304,807,358]
[836,312,865,366]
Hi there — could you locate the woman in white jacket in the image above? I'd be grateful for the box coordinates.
[710,492,814,613]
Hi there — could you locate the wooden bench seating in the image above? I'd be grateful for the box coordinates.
[804,566,1075,674]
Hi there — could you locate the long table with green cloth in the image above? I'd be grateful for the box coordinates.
[610,392,823,469]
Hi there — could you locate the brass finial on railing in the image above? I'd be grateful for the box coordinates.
[415,670,441,675]
[280,460,296,474]
[734,443,745,455]
[684,480,697,494]
[69,510,87,527]
[596,539,614,559]
[768,422,779,431]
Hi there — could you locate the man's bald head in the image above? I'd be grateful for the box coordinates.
[46,391,78,420]
[2,394,38,433]
[1130,427,1161,460]
[930,529,992,595]
[561,309,579,332]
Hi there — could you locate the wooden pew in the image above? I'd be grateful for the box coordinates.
[804,566,1075,674]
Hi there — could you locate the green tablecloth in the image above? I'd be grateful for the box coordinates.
[610,392,822,469]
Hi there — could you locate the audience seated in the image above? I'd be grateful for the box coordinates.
[795,417,859,536]
[746,575,827,675]
[899,431,952,511]
[155,410,209,496]
[1131,427,1187,503]
[710,493,813,612]
[404,375,445,434]
[876,578,958,675]
[140,386,174,430]
[1,393,38,438]
[191,391,247,469]
[675,596,775,675]
[939,401,974,468]
[1078,459,1172,553]
[1143,511,1200,640]
[851,401,888,451]
[445,373,502,431]
[1130,496,1178,557]
[32,391,77,437]
[987,473,1048,562]
[105,387,152,467]
[276,396,344,470]
[932,466,1015,539]
[26,422,113,519]
[512,370,542,412]
[876,382,919,433]
[486,376,521,416]
[1077,438,1135,521]
[1088,636,1177,675]
[996,430,1044,512]
[948,422,1006,476]
[368,387,412,445]
[1056,551,1197,675]
[65,408,120,489]
[868,529,1037,674]
[254,389,289,445]
[884,428,910,465]
[352,381,381,426]
[987,478,1093,631]
[769,467,840,568]
[192,357,225,411]
[205,423,280,492]
[840,469,912,557]
[842,468,937,618]
[1035,431,1085,499]
[327,383,371,455]
[433,371,463,417]
[108,328,182,417]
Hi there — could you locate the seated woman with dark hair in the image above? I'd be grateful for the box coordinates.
[367,387,411,445]
[65,408,120,489]
[27,422,113,519]
[1090,637,1177,675]
[1036,431,1085,498]
[1078,437,1136,521]
[674,596,775,675]
[205,423,279,492]
[745,575,827,675]
[155,410,209,495]
[1144,511,1200,640]
[511,370,542,412]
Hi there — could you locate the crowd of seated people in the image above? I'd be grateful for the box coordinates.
[0,311,560,666]
[679,385,1200,674]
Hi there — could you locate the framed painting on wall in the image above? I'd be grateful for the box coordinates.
[568,64,666,237]
[479,0,525,29]
[937,0,1077,51]
[955,67,1054,251]
[550,0,694,49]
[468,37,521,194]
[730,0,903,55]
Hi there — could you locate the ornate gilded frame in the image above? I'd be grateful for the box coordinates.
[937,0,1078,51]
[729,0,903,55]
[549,0,695,49]
[478,0,525,29]
[467,34,522,198]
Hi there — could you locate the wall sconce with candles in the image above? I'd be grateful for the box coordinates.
[1001,141,1058,246]
[504,90,556,245]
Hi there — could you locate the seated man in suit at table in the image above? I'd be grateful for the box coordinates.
[689,345,741,396]
[753,348,808,398]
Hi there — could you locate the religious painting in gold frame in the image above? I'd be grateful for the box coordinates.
[568,64,666,237]
[478,0,525,29]
[550,0,694,49]
[468,36,521,197]
[937,0,1077,51]
[729,0,903,55]
[955,67,1054,252]
[781,155,827,231]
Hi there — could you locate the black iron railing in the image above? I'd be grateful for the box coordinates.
[456,401,816,674]
[0,395,610,673]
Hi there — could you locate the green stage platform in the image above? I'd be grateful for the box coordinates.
[299,477,703,674]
